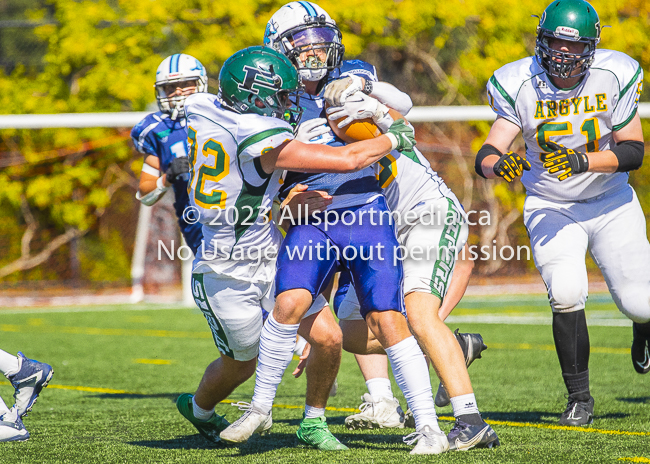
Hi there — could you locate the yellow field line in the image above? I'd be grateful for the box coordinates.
[0,323,211,339]
[2,322,630,354]
[490,342,629,355]
[619,458,650,463]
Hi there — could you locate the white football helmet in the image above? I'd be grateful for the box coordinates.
[264,2,344,82]
[155,54,208,119]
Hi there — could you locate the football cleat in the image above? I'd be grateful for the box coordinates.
[296,416,348,451]
[631,323,650,374]
[7,352,54,418]
[447,418,500,451]
[435,330,488,407]
[404,425,449,455]
[176,393,230,443]
[0,409,29,442]
[559,394,594,426]
[219,402,272,444]
[345,393,404,430]
[403,407,415,429]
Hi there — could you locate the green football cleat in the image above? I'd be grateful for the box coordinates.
[176,393,229,443]
[296,416,348,451]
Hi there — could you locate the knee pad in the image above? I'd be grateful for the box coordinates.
[549,267,587,312]
[616,285,650,323]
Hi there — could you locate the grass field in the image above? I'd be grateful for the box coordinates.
[1,294,649,463]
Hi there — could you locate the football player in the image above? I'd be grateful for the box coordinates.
[274,1,498,451]
[0,349,53,442]
[177,46,415,446]
[221,2,454,455]
[475,0,650,426]
[132,53,207,254]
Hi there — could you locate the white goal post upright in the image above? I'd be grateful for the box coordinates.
[4,104,649,304]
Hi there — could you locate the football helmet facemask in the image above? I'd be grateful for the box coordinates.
[535,0,600,80]
[264,1,344,82]
[218,46,303,126]
[155,54,208,119]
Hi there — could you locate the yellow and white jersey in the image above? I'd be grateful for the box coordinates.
[487,49,643,201]
[375,147,463,232]
[185,93,292,280]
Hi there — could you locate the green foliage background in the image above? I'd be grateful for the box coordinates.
[0,0,649,284]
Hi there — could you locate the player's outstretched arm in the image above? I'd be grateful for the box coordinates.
[260,119,416,174]
[324,75,412,115]
[475,117,523,180]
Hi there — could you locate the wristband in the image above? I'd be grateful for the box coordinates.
[385,132,399,150]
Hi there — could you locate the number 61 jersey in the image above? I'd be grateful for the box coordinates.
[487,49,643,201]
[185,93,291,275]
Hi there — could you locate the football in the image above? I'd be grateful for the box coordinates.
[326,103,381,143]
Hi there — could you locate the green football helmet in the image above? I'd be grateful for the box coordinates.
[535,0,601,79]
[218,46,303,124]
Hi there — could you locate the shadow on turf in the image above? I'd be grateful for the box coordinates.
[617,396,650,404]
[481,410,629,423]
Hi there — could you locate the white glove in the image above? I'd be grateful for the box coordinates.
[294,118,330,143]
[326,91,393,131]
[323,75,364,106]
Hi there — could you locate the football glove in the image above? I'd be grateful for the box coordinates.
[165,157,190,183]
[492,151,531,183]
[294,118,331,144]
[543,141,589,181]
[326,92,391,130]
[323,75,364,107]
[386,119,416,152]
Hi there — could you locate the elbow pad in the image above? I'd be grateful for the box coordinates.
[612,140,644,172]
[475,144,503,179]
[136,176,169,206]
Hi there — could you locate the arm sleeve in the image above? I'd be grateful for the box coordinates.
[612,62,643,132]
[486,75,521,128]
[371,82,413,116]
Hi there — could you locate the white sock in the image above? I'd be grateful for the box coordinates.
[366,377,393,401]
[450,393,480,417]
[385,336,440,432]
[0,350,20,377]
[192,396,214,421]
[252,312,300,414]
[304,405,325,419]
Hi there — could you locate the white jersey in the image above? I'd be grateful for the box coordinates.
[375,147,463,232]
[487,49,643,201]
[185,93,291,281]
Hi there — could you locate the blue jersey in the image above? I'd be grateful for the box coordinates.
[279,60,382,209]
[131,111,203,254]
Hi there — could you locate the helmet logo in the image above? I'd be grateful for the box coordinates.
[554,26,579,39]
[239,65,283,95]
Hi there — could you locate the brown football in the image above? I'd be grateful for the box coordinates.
[326,105,404,143]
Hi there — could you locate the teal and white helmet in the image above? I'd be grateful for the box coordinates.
[155,54,208,119]
[264,2,344,82]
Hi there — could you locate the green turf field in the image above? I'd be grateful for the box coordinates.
[1,295,648,463]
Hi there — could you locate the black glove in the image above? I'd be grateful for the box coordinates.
[543,141,589,181]
[492,151,531,183]
[165,157,190,183]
